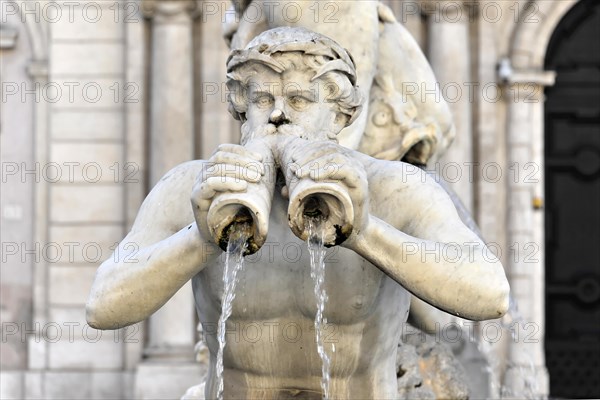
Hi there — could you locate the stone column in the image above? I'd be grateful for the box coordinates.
[196,0,239,159]
[470,5,507,396]
[425,4,482,394]
[475,0,506,248]
[426,0,474,213]
[144,0,196,185]
[124,3,148,371]
[143,0,196,358]
[135,2,203,398]
[502,67,555,399]
[26,60,50,373]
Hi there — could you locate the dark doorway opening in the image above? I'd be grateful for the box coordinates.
[544,0,600,398]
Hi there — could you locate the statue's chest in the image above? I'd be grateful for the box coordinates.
[196,196,387,324]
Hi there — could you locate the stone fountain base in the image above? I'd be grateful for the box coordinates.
[397,328,470,400]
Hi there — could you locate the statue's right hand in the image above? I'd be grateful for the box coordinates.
[191,144,265,228]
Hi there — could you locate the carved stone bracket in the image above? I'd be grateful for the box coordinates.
[497,58,557,87]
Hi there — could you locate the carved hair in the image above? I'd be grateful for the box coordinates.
[225,27,363,126]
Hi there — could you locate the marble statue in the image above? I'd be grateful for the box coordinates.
[224,1,464,334]
[87,27,510,398]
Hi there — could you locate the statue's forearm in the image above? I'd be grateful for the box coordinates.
[86,223,216,329]
[345,216,510,321]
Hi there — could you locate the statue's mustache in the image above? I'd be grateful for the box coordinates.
[241,122,337,144]
[241,123,307,143]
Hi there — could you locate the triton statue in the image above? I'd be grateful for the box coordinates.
[87,26,509,399]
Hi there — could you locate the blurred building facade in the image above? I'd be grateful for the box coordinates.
[1,0,598,398]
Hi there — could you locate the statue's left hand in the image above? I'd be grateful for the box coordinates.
[289,141,370,238]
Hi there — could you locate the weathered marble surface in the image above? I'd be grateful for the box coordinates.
[87,27,509,399]
[397,328,470,400]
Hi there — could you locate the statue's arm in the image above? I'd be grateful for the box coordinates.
[86,161,218,329]
[344,160,510,321]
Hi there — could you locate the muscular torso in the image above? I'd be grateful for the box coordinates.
[94,150,494,398]
[192,191,410,398]
[145,158,433,398]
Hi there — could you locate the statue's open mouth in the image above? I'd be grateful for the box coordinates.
[401,139,432,168]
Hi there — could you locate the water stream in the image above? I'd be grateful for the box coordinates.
[215,224,251,400]
[307,217,332,399]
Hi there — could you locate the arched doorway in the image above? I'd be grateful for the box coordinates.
[544,0,600,397]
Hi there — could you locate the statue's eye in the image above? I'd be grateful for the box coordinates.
[373,111,390,127]
[288,96,312,110]
[252,94,273,108]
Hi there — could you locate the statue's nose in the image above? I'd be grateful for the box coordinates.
[269,99,290,126]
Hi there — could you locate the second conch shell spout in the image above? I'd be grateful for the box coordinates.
[271,135,355,246]
[288,182,354,246]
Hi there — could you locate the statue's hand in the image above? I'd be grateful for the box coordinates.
[191,144,265,239]
[290,141,370,240]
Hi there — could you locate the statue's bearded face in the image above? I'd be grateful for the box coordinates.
[240,63,345,141]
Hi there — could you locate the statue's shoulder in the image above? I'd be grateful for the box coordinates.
[133,160,208,232]
[361,154,434,190]
[390,161,450,202]
[156,160,207,186]
[147,160,207,202]
[362,156,451,224]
